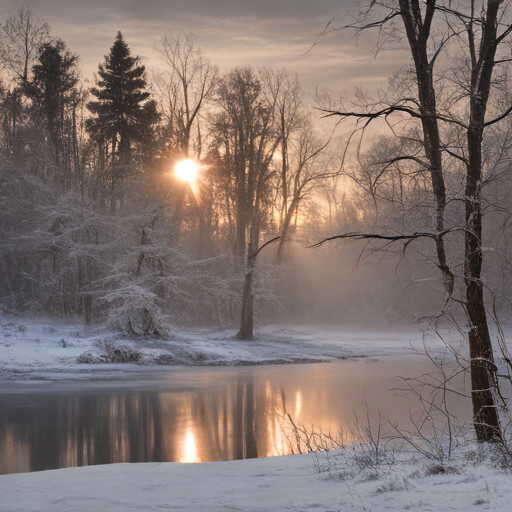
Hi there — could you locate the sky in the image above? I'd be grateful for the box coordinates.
[0,0,411,95]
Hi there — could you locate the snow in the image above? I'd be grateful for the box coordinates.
[0,315,469,381]
[1,446,510,512]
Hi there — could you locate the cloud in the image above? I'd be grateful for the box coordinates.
[0,0,410,94]
[2,0,353,22]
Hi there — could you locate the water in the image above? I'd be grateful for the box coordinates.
[0,357,470,474]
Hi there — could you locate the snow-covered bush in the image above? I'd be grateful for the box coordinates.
[76,339,143,363]
[100,282,168,337]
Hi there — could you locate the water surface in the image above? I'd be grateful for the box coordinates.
[0,357,470,474]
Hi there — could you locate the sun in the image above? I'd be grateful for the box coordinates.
[175,159,197,183]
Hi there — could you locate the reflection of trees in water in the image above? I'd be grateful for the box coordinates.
[0,379,290,474]
[0,361,473,475]
[232,378,258,460]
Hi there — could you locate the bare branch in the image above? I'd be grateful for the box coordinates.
[308,231,441,249]
[317,105,467,129]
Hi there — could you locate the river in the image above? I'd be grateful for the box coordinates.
[0,356,470,474]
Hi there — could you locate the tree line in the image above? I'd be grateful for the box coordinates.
[0,8,340,339]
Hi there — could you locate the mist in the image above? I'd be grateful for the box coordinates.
[270,242,444,327]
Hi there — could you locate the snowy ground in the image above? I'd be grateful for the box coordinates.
[0,314,472,381]
[1,444,510,512]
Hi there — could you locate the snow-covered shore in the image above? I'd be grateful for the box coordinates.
[0,315,469,381]
[1,445,510,512]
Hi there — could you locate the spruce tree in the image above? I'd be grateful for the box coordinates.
[87,32,157,213]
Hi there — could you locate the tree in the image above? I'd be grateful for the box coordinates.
[0,8,51,160]
[87,31,158,214]
[28,40,79,186]
[214,67,281,339]
[0,6,51,85]
[317,0,512,442]
[275,113,331,263]
[253,68,332,263]
[157,32,218,158]
[263,69,303,231]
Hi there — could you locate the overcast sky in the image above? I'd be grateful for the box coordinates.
[0,1,410,94]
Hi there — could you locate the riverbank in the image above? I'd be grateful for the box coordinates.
[1,443,510,512]
[0,315,469,381]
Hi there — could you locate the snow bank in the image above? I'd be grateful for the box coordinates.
[1,446,510,512]
[0,315,470,381]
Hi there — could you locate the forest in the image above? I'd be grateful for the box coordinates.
[0,7,418,339]
[3,0,512,439]
[2,5,512,341]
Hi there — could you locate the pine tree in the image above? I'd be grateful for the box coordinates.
[29,40,79,185]
[87,31,158,213]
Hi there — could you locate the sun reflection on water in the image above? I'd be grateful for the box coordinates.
[295,391,302,419]
[180,429,199,463]
[0,359,466,474]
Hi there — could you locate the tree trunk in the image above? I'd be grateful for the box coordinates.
[465,129,501,442]
[461,0,503,442]
[399,0,453,297]
[238,213,262,340]
[237,262,254,340]
[235,136,247,258]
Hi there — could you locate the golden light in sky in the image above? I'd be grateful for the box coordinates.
[175,159,197,183]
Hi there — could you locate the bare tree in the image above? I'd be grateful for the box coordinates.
[157,32,218,158]
[214,67,281,339]
[260,69,303,227]
[256,68,332,262]
[315,0,512,442]
[0,7,51,85]
[276,114,331,263]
